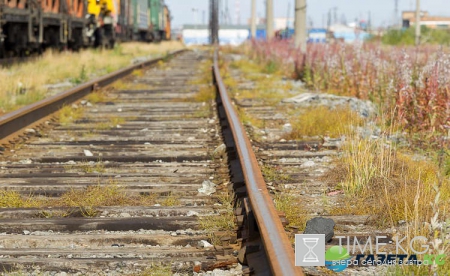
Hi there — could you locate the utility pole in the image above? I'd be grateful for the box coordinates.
[415,0,420,45]
[266,0,274,40]
[333,7,338,24]
[394,0,399,26]
[210,0,219,44]
[286,1,291,39]
[251,0,256,38]
[294,0,307,51]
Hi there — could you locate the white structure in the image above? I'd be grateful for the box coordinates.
[329,24,370,43]
[182,26,210,45]
[274,17,294,30]
[182,25,249,46]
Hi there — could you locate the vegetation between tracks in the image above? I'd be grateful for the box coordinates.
[199,192,236,246]
[0,41,184,115]
[0,180,181,217]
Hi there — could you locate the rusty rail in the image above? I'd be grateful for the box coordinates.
[212,50,304,275]
[0,49,186,146]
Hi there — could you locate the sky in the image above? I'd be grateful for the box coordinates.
[165,0,450,29]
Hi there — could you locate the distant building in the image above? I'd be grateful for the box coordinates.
[308,29,327,43]
[274,17,295,30]
[402,11,450,29]
[182,25,249,46]
[182,25,209,46]
[247,17,294,32]
[329,24,370,43]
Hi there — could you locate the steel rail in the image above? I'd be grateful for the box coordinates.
[0,49,186,145]
[213,50,304,275]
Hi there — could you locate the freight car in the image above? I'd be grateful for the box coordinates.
[0,0,171,57]
[129,0,170,43]
[0,0,86,56]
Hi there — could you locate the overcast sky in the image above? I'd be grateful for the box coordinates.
[165,0,450,29]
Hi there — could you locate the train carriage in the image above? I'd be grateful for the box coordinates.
[0,0,86,57]
[163,4,170,40]
[0,0,171,57]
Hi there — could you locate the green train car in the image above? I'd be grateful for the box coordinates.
[130,0,170,42]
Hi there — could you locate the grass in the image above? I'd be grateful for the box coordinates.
[137,263,172,276]
[224,40,450,275]
[273,188,309,231]
[0,177,185,217]
[58,105,84,125]
[325,132,450,274]
[261,164,291,183]
[328,132,450,225]
[0,41,184,114]
[93,116,126,130]
[260,164,307,231]
[60,181,151,208]
[199,192,236,245]
[64,160,106,174]
[0,180,158,214]
[188,58,216,103]
[284,106,364,139]
[0,190,35,208]
[112,80,150,91]
[86,90,108,103]
[2,262,173,276]
[156,192,180,206]
[193,85,215,103]
[237,108,264,128]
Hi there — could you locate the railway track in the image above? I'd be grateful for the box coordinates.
[0,49,302,275]
[225,53,393,276]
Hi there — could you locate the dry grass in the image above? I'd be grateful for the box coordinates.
[193,85,215,103]
[0,41,184,114]
[327,131,450,274]
[199,192,236,245]
[93,116,126,130]
[273,188,309,231]
[112,80,150,91]
[219,54,297,132]
[156,193,180,206]
[64,160,106,174]
[0,180,158,213]
[137,263,172,276]
[0,190,35,208]
[329,133,450,225]
[188,58,216,103]
[237,108,264,128]
[293,112,450,274]
[261,164,291,183]
[58,105,84,125]
[285,106,364,139]
[86,90,108,103]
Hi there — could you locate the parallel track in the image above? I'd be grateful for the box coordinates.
[0,49,303,275]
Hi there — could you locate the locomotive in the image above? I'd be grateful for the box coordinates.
[0,0,171,57]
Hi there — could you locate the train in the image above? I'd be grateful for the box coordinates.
[0,0,171,57]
